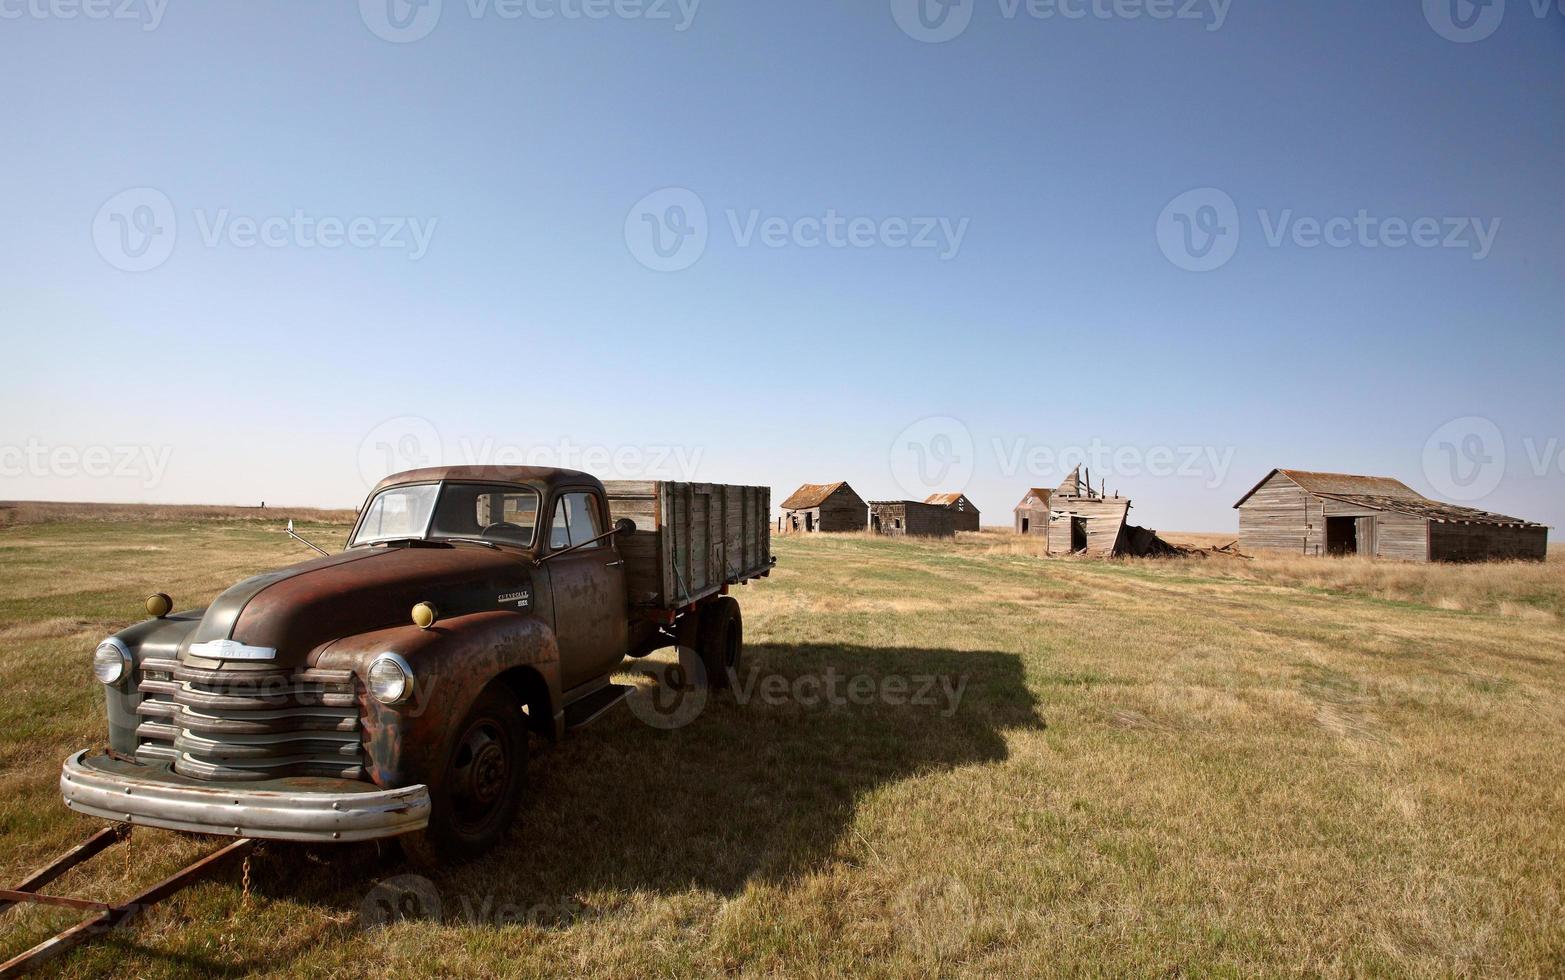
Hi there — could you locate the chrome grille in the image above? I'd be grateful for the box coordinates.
[134,657,364,781]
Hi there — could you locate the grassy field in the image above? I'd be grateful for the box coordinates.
[1,510,1562,977]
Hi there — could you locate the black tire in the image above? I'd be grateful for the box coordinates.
[697,596,743,690]
[401,683,528,866]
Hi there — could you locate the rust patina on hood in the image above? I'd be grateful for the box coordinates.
[183,545,534,668]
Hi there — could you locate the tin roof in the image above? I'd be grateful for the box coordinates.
[1014,488,1053,510]
[1277,469,1422,499]
[781,481,850,510]
[924,492,973,508]
[1311,492,1545,528]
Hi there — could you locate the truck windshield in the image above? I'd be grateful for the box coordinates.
[352,483,541,548]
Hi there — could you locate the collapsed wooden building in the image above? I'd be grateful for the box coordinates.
[1044,467,1133,556]
[1017,467,1175,557]
[924,493,980,532]
[778,481,867,534]
[870,500,955,537]
[1233,469,1548,561]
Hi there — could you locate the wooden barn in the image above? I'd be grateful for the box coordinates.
[870,500,955,537]
[779,481,867,534]
[1013,488,1052,535]
[1233,469,1548,562]
[924,492,980,532]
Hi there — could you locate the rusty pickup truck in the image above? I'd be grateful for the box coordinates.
[63,467,772,860]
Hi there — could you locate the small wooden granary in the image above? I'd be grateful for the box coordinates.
[779,481,867,534]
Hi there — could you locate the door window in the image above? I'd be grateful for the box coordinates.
[549,491,605,550]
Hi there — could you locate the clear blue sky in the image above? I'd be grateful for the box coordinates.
[2,0,1561,532]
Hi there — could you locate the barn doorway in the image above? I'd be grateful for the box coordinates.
[1070,517,1088,553]
[1020,516,1030,533]
[1326,516,1357,556]
[871,514,881,533]
[804,512,815,532]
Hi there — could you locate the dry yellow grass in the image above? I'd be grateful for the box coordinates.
[0,517,1562,977]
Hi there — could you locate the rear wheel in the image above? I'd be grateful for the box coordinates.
[697,596,743,690]
[401,683,528,866]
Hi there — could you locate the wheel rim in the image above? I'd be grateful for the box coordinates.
[449,718,509,834]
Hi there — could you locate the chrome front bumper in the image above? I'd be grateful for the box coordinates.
[61,750,430,843]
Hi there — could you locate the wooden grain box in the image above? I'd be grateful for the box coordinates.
[604,482,772,609]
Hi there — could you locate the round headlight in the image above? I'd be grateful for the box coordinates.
[368,654,415,705]
[93,638,131,686]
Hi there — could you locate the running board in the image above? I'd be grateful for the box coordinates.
[563,683,634,731]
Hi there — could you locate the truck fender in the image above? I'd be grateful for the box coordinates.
[314,611,562,789]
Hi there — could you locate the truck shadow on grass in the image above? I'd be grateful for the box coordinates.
[440,641,1044,914]
[219,642,1042,962]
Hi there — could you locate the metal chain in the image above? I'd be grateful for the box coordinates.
[240,843,263,909]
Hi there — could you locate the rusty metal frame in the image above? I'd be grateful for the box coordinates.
[0,828,254,978]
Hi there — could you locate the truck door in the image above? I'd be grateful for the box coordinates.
[544,489,629,691]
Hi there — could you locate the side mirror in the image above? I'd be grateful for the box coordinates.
[614,517,637,535]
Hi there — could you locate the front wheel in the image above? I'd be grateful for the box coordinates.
[401,683,528,866]
[697,596,743,690]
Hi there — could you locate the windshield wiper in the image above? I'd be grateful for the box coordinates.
[439,537,499,550]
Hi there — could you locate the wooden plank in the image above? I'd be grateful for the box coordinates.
[691,490,709,595]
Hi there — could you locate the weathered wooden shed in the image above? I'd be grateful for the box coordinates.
[1013,488,1052,535]
[779,481,867,534]
[1233,469,1548,561]
[870,500,955,537]
[924,492,980,532]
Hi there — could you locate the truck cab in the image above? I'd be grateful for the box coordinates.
[63,467,772,861]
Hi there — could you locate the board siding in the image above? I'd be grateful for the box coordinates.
[1014,493,1050,535]
[818,485,869,532]
[1045,498,1131,557]
[869,501,955,537]
[1429,523,1548,562]
[1237,473,1322,555]
[604,481,771,609]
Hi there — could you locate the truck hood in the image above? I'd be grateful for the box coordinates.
[183,545,535,668]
